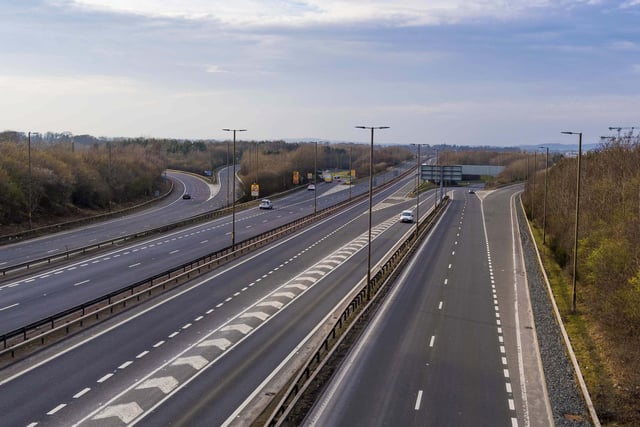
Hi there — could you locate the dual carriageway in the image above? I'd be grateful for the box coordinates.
[0,165,551,426]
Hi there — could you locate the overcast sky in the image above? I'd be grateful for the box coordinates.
[2,0,639,146]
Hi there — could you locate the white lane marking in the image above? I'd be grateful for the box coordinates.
[0,303,19,311]
[169,250,179,255]
[47,403,66,415]
[119,361,133,369]
[182,323,192,329]
[429,336,435,348]
[137,376,179,394]
[128,263,141,268]
[195,315,204,321]
[414,390,423,410]
[169,331,179,338]
[92,402,143,423]
[73,280,90,287]
[220,323,253,334]
[198,338,232,351]
[443,279,448,285]
[153,341,165,348]
[74,387,91,398]
[97,373,114,383]
[438,301,443,310]
[172,355,209,370]
[136,351,149,359]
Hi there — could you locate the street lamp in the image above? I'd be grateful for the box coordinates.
[561,131,582,313]
[314,140,318,214]
[223,128,247,250]
[411,143,425,238]
[356,125,390,301]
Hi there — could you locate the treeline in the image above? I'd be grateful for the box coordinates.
[236,141,413,196]
[0,132,167,230]
[523,139,640,422]
[1,131,413,231]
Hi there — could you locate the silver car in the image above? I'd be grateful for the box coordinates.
[400,210,414,223]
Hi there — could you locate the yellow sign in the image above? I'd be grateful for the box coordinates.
[251,183,259,197]
[293,171,300,185]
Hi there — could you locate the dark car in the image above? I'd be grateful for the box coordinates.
[183,193,192,199]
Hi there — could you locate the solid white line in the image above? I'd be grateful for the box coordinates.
[414,390,423,410]
[47,403,66,415]
[74,387,91,398]
[0,303,19,311]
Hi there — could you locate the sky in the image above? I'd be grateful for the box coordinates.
[1,0,640,146]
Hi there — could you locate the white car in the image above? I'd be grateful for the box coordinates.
[259,199,273,209]
[400,210,414,223]
[307,184,316,191]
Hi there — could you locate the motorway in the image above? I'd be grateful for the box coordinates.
[0,167,427,426]
[305,185,553,427]
[0,169,220,268]
[0,166,552,426]
[0,165,405,333]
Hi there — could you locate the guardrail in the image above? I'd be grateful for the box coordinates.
[0,166,413,277]
[0,166,415,366]
[263,196,450,426]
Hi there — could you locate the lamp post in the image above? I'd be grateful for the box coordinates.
[223,128,247,250]
[540,146,549,245]
[356,125,389,301]
[411,143,424,238]
[226,141,230,207]
[561,131,582,313]
[314,140,318,214]
[349,145,353,200]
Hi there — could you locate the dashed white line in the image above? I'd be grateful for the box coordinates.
[414,390,423,410]
[128,263,141,268]
[136,351,149,359]
[169,250,179,255]
[97,373,113,383]
[429,336,435,348]
[119,361,133,369]
[182,323,192,329]
[169,331,179,338]
[47,403,66,415]
[153,341,165,348]
[194,316,204,322]
[438,301,443,310]
[0,303,19,311]
[74,387,91,398]
[73,280,90,287]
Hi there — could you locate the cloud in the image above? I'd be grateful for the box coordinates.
[65,0,566,28]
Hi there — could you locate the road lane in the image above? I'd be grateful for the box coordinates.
[306,186,551,426]
[0,176,427,426]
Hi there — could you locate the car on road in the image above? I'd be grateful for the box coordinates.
[400,210,414,223]
[307,184,316,191]
[468,188,475,194]
[182,193,192,199]
[259,199,273,209]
